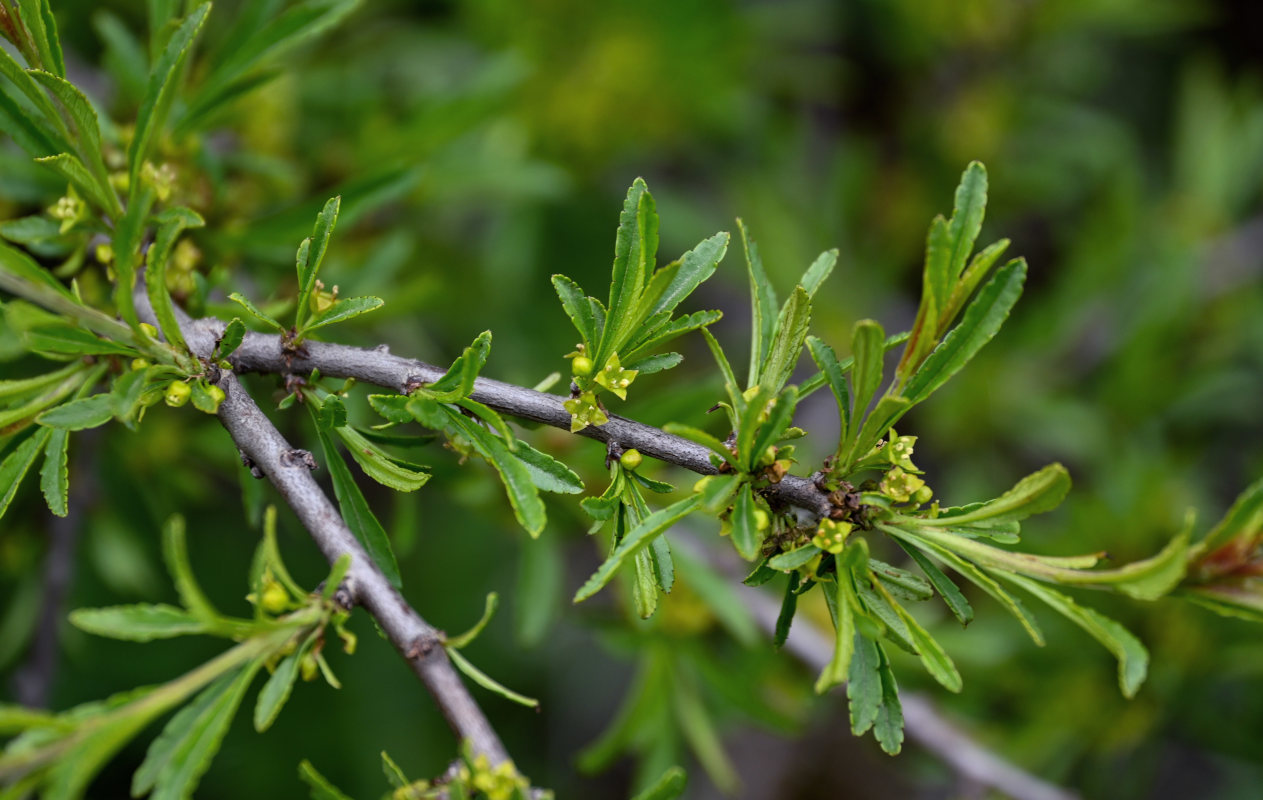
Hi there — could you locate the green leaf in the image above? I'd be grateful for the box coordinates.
[699,327,742,414]
[0,238,79,305]
[146,207,205,351]
[24,322,137,357]
[897,542,973,625]
[599,178,658,363]
[314,422,402,588]
[217,318,246,358]
[696,472,741,515]
[1193,475,1263,559]
[624,309,722,363]
[806,335,851,439]
[738,219,778,386]
[904,258,1026,406]
[729,483,762,561]
[922,463,1070,526]
[946,162,988,285]
[420,330,491,402]
[515,529,562,646]
[181,0,359,132]
[301,295,383,336]
[297,760,355,800]
[552,273,596,347]
[69,603,207,641]
[37,393,117,430]
[34,153,116,219]
[759,286,811,393]
[134,660,263,799]
[944,238,1011,325]
[335,425,429,492]
[888,593,962,692]
[446,647,539,708]
[1003,573,1149,698]
[574,495,700,602]
[513,440,583,494]
[161,514,224,623]
[95,12,149,103]
[649,231,729,316]
[773,571,800,648]
[661,422,735,467]
[295,196,342,328]
[26,71,116,214]
[749,385,798,466]
[800,249,838,299]
[767,545,821,572]
[227,292,285,331]
[734,384,772,473]
[446,411,546,537]
[18,0,65,77]
[871,643,904,755]
[922,215,951,337]
[883,526,1044,645]
[817,577,857,694]
[254,634,316,732]
[446,592,498,649]
[847,634,881,733]
[39,426,69,516]
[129,3,210,187]
[846,395,911,469]
[849,319,884,426]
[631,766,688,800]
[0,430,52,521]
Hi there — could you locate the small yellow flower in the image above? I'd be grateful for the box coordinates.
[811,518,853,554]
[880,466,926,503]
[592,353,638,400]
[563,391,608,432]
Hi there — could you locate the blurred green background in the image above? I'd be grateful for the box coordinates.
[3,0,1263,797]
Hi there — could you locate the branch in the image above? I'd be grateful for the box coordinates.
[138,299,513,768]
[183,318,835,517]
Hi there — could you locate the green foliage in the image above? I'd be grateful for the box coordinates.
[0,2,1260,798]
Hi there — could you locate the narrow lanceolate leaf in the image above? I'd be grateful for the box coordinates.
[445,411,546,537]
[750,385,798,466]
[297,760,355,800]
[421,330,491,401]
[1192,476,1263,561]
[923,463,1070,526]
[801,249,838,299]
[302,296,383,336]
[228,292,285,331]
[446,648,539,708]
[446,593,499,649]
[513,440,584,494]
[0,238,79,305]
[162,515,224,623]
[255,634,317,732]
[947,161,988,284]
[816,577,856,693]
[904,258,1026,406]
[806,336,851,437]
[552,273,597,347]
[314,423,402,587]
[648,231,729,317]
[890,596,962,692]
[631,766,688,800]
[944,238,1010,330]
[129,3,211,186]
[1064,527,1191,600]
[134,660,263,799]
[217,318,246,358]
[574,495,701,602]
[335,426,429,492]
[26,71,117,214]
[39,427,69,516]
[847,633,882,734]
[600,179,658,362]
[729,484,761,561]
[773,571,800,647]
[18,0,65,77]
[922,215,951,332]
[1003,573,1149,698]
[849,319,885,425]
[1,430,52,521]
[767,545,821,571]
[738,219,778,386]
[146,207,206,351]
[662,422,735,467]
[760,286,811,393]
[295,196,342,329]
[897,542,973,625]
[35,395,115,433]
[68,603,207,641]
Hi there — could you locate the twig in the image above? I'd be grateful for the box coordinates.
[183,319,834,517]
[138,299,513,767]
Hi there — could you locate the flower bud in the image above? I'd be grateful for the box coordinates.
[571,355,594,376]
[260,580,289,614]
[164,380,191,407]
[619,448,643,471]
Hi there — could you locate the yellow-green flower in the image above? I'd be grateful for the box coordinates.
[48,185,85,233]
[811,518,853,554]
[563,390,608,432]
[880,466,926,503]
[592,352,637,400]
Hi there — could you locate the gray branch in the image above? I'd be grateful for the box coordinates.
[186,320,834,517]
[139,300,512,768]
